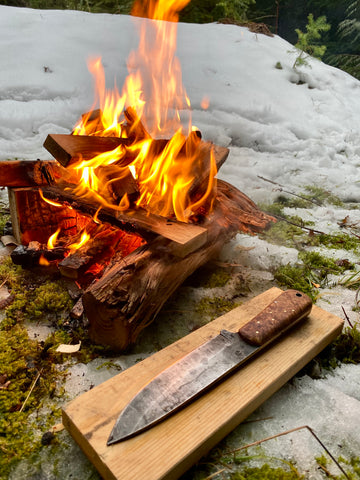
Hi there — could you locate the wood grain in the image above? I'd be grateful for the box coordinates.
[62,287,343,480]
[43,134,130,167]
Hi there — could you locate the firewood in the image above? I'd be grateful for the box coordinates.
[40,184,209,257]
[58,225,140,280]
[0,160,70,188]
[70,298,84,321]
[8,187,83,245]
[43,134,131,167]
[82,179,276,350]
[10,243,66,268]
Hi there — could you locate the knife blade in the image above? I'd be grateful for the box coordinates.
[107,289,312,445]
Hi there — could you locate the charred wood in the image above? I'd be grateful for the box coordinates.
[82,179,275,350]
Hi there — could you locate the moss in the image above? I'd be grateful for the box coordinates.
[315,454,360,479]
[202,269,232,288]
[309,232,359,252]
[259,216,306,248]
[195,296,240,321]
[25,281,73,321]
[329,324,360,365]
[303,185,343,207]
[0,322,67,478]
[0,205,10,235]
[274,251,350,301]
[229,463,303,479]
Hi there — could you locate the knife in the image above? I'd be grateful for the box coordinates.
[107,289,312,445]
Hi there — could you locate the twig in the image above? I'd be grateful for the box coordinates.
[273,213,325,235]
[355,286,360,313]
[257,175,321,206]
[341,306,353,328]
[20,369,42,413]
[204,469,227,480]
[242,416,273,425]
[227,425,350,480]
[318,463,338,479]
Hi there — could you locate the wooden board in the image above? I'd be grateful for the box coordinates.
[62,287,344,480]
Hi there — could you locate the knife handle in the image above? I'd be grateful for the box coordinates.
[238,289,312,347]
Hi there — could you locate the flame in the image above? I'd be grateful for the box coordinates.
[48,228,61,249]
[70,0,217,223]
[68,231,90,254]
[39,254,50,266]
[39,189,63,208]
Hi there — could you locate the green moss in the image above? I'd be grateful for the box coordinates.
[259,216,306,248]
[0,322,67,478]
[0,205,10,235]
[274,251,350,301]
[202,269,232,288]
[25,281,73,320]
[229,463,303,479]
[315,454,360,479]
[303,185,343,207]
[309,232,359,252]
[259,185,343,216]
[329,324,360,365]
[195,296,240,321]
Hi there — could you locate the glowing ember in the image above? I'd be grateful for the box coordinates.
[69,0,217,223]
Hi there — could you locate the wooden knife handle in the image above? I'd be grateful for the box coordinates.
[238,290,312,347]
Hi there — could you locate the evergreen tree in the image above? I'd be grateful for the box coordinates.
[180,0,255,24]
[292,13,330,69]
[326,0,360,79]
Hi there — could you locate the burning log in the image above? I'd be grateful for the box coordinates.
[82,179,275,350]
[40,184,210,257]
[43,134,131,167]
[0,160,70,187]
[11,242,66,269]
[58,224,143,280]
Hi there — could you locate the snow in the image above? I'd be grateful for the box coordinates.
[1,5,360,478]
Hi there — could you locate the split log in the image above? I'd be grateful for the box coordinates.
[40,185,209,257]
[43,134,131,167]
[82,179,276,350]
[8,187,88,245]
[0,160,71,187]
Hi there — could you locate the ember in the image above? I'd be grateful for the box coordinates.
[0,0,276,350]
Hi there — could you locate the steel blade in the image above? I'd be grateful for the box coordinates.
[107,330,257,444]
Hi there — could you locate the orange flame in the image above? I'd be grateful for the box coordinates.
[48,228,61,249]
[39,189,63,208]
[39,254,50,266]
[71,0,217,223]
[68,231,91,254]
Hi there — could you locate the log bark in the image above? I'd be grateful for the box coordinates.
[0,160,70,187]
[82,179,275,350]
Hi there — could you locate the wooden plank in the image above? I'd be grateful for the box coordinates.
[62,287,344,480]
[43,134,130,167]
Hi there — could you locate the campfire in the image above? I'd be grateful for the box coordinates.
[0,0,274,350]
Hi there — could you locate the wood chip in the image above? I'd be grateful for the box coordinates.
[56,341,81,353]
